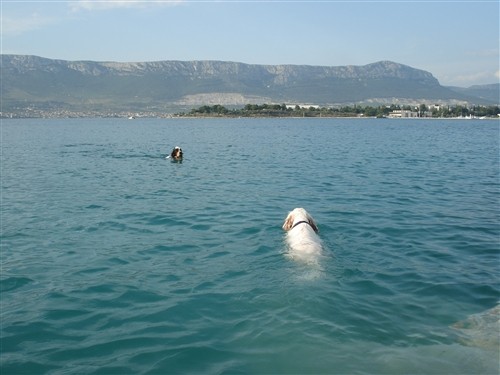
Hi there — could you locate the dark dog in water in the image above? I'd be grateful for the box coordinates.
[169,146,183,160]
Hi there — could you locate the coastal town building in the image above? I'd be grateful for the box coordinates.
[388,109,419,118]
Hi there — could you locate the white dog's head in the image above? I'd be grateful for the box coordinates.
[282,207,319,233]
[282,208,323,271]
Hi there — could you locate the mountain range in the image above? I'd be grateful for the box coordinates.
[1,55,498,115]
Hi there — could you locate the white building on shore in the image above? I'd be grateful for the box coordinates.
[388,109,418,118]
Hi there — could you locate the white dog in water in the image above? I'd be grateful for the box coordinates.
[282,208,323,264]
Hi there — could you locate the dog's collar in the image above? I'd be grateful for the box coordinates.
[291,220,312,230]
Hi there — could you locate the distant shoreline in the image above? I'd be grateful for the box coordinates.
[2,114,498,120]
[3,103,498,120]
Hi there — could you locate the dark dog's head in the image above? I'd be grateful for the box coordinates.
[170,146,183,160]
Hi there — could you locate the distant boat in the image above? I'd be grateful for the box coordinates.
[128,116,135,120]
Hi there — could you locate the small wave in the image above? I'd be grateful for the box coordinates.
[0,276,33,292]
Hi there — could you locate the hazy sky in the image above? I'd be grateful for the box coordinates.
[1,0,499,87]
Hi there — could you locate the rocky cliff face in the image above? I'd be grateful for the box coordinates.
[2,54,437,83]
[1,55,488,113]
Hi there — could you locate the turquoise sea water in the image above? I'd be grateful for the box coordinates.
[1,118,499,374]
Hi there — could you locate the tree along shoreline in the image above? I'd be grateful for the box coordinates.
[2,103,499,119]
[177,104,500,119]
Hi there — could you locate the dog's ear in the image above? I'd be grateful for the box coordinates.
[307,214,319,233]
[282,212,294,231]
